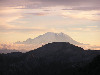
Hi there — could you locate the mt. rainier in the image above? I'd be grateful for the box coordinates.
[15,32,83,45]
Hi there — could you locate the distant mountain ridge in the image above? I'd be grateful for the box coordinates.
[15,32,84,45]
[0,49,19,54]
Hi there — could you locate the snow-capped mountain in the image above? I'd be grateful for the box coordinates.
[15,32,83,45]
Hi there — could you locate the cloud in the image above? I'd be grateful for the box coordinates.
[0,0,100,10]
[61,10,100,21]
[0,25,48,33]
[0,29,44,33]
[86,26,98,28]
[0,0,100,22]
[0,43,100,51]
[92,46,100,48]
[68,26,100,32]
[0,43,41,51]
[92,13,100,15]
[0,7,23,31]
[69,28,92,32]
[26,12,49,16]
[62,7,100,11]
[90,45,100,50]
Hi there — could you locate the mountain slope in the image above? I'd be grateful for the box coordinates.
[15,32,83,45]
[27,42,98,63]
[0,42,100,75]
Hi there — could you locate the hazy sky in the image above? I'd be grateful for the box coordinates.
[0,0,100,46]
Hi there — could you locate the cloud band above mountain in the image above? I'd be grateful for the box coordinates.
[0,0,100,10]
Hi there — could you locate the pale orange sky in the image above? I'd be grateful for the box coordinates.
[0,0,100,50]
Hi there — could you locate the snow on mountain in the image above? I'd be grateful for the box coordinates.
[15,32,83,45]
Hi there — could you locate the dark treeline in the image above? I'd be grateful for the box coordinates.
[0,42,100,75]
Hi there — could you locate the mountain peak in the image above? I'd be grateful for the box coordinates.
[15,32,83,46]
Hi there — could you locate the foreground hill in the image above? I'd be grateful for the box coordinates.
[0,42,100,75]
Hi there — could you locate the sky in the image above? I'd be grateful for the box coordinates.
[0,0,100,50]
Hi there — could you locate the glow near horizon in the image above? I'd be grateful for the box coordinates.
[0,0,100,47]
